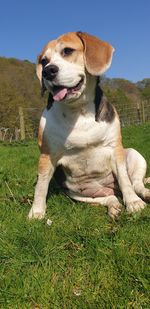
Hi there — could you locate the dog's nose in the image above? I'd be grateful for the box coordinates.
[42,64,59,80]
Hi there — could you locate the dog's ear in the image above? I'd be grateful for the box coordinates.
[36,54,42,82]
[36,55,46,96]
[77,32,115,76]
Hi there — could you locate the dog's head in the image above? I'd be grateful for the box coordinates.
[36,32,114,103]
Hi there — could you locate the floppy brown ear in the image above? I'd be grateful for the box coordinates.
[36,55,42,82]
[36,55,46,96]
[77,32,115,76]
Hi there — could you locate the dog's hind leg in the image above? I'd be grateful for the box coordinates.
[67,193,122,219]
[126,148,150,202]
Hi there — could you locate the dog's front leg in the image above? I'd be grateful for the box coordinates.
[114,145,146,213]
[28,153,55,219]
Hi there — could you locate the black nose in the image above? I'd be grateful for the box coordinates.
[42,64,59,80]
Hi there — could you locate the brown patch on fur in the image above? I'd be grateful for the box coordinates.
[115,134,125,164]
[38,125,43,149]
[77,31,114,75]
[38,40,57,63]
[38,125,49,154]
[58,32,84,64]
[58,32,84,50]
[38,153,50,174]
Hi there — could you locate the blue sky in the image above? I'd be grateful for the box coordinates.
[0,0,150,82]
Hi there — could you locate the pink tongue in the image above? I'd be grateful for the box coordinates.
[53,88,68,101]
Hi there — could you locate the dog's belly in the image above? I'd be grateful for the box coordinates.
[57,147,119,197]
[64,172,118,197]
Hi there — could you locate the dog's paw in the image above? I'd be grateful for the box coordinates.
[142,188,150,202]
[126,198,146,213]
[28,206,46,220]
[108,202,122,219]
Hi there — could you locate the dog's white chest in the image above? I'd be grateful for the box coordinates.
[64,115,106,149]
[41,105,116,155]
[42,105,117,153]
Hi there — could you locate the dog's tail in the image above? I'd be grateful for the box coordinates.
[144,177,150,184]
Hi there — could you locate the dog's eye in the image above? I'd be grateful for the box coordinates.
[41,58,49,67]
[62,47,75,56]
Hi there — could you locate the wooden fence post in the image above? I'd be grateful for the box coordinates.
[137,101,141,123]
[141,101,145,123]
[19,107,25,140]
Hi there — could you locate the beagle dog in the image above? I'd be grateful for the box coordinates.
[28,31,150,219]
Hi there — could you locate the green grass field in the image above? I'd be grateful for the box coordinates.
[0,123,150,309]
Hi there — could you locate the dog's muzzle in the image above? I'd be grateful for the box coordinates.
[51,76,85,101]
[43,69,85,102]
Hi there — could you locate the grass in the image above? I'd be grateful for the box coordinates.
[0,123,150,308]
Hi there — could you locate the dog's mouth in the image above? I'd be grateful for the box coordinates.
[51,77,84,102]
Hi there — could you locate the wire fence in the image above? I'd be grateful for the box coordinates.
[0,100,150,141]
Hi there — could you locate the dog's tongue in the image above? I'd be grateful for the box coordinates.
[53,88,67,101]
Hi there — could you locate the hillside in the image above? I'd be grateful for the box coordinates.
[0,57,150,138]
[0,57,47,134]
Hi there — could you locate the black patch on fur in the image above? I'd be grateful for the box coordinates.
[54,165,66,187]
[94,77,103,118]
[40,77,53,110]
[94,77,115,123]
[41,78,47,97]
[47,93,54,110]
